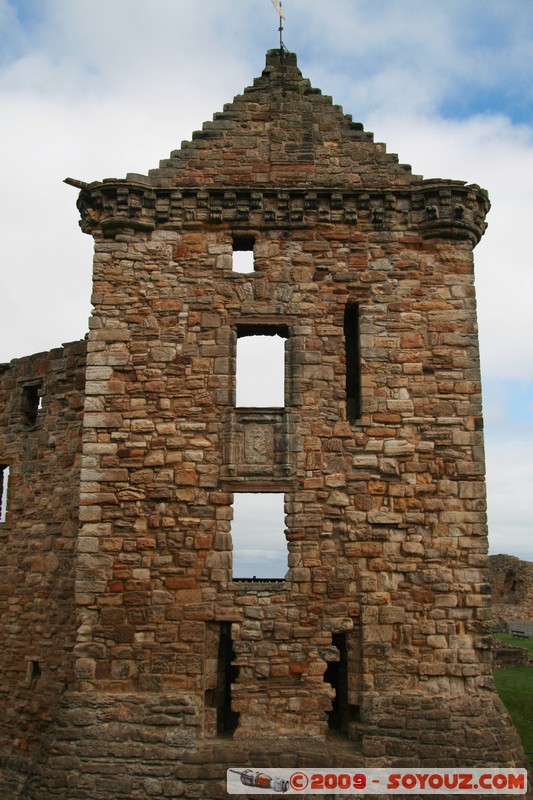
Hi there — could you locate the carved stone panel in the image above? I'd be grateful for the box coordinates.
[225,408,290,478]
[243,422,274,465]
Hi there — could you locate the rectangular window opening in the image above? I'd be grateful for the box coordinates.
[325,633,360,735]
[0,465,9,523]
[236,327,287,407]
[232,235,255,274]
[22,383,43,427]
[231,493,287,580]
[344,303,361,423]
[26,660,42,688]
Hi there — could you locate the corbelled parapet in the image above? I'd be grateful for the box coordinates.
[77,179,489,244]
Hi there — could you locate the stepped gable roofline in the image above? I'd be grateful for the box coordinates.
[74,50,490,244]
[143,48,420,190]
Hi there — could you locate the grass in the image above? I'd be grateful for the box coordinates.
[493,634,533,762]
[493,667,533,758]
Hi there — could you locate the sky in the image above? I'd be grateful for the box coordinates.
[0,0,532,569]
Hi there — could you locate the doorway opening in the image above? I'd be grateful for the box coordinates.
[208,622,239,735]
[324,633,359,734]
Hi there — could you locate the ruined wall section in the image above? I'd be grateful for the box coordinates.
[0,342,86,793]
[72,217,511,745]
[489,554,533,628]
[6,49,524,800]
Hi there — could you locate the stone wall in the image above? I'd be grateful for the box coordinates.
[489,554,533,630]
[0,50,528,799]
[0,342,86,795]
[493,639,530,670]
[72,48,525,782]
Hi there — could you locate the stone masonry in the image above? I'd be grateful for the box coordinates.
[0,343,86,797]
[489,554,533,631]
[0,50,528,799]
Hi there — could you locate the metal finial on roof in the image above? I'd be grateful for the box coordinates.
[270,0,286,51]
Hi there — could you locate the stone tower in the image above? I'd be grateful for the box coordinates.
[0,50,527,798]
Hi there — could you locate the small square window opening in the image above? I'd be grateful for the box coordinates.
[232,235,255,274]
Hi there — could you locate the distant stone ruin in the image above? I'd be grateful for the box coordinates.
[0,50,528,799]
[490,554,533,632]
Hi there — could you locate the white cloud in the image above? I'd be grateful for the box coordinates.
[359,112,533,381]
[483,381,533,559]
[487,435,533,561]
[292,0,533,119]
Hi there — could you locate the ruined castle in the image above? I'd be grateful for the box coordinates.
[490,554,533,632]
[0,50,527,798]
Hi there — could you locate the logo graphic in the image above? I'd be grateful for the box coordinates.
[229,769,289,793]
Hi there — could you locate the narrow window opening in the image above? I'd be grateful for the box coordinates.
[325,633,359,734]
[236,328,287,407]
[344,303,361,423]
[0,465,9,523]
[232,235,255,274]
[231,493,287,580]
[26,660,42,687]
[209,623,239,735]
[22,384,43,426]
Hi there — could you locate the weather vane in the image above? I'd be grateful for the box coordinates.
[270,0,286,50]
